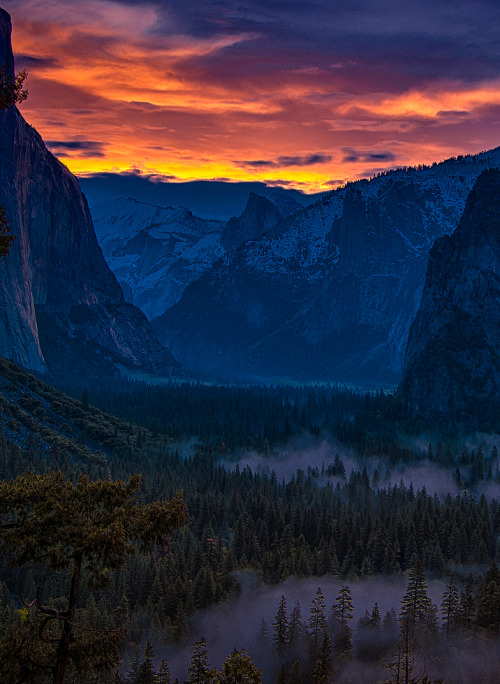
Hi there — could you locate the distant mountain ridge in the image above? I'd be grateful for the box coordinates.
[400,168,500,420]
[0,8,180,382]
[80,175,324,221]
[149,149,500,384]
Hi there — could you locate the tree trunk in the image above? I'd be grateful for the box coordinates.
[53,555,82,684]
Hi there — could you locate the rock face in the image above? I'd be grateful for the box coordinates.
[153,152,500,384]
[400,169,500,418]
[0,9,180,380]
[92,192,304,325]
[92,198,224,320]
[221,192,293,252]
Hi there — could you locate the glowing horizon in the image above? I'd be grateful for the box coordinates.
[7,0,500,193]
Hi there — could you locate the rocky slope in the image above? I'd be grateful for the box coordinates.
[400,169,500,419]
[92,198,224,320]
[92,191,305,322]
[0,8,180,381]
[153,151,500,384]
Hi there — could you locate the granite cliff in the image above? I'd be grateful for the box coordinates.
[152,152,500,384]
[400,169,500,420]
[0,8,180,381]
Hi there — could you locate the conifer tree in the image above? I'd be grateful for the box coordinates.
[476,561,500,632]
[385,620,424,684]
[332,585,353,625]
[218,648,262,683]
[187,637,214,684]
[371,602,382,631]
[272,595,289,654]
[311,631,332,684]
[440,575,459,638]
[276,663,287,684]
[288,661,302,684]
[133,641,156,684]
[157,659,172,684]
[399,560,431,633]
[0,471,186,684]
[456,581,475,630]
[308,588,327,657]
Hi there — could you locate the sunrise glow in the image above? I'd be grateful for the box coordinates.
[7,0,500,193]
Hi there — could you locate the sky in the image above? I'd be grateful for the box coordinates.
[5,0,500,193]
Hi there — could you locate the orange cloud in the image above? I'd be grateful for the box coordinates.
[9,1,500,193]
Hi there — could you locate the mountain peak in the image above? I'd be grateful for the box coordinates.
[221,192,281,252]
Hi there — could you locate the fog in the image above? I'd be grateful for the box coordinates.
[221,431,500,503]
[150,572,446,682]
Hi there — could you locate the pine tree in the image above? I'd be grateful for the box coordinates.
[371,602,381,631]
[440,575,459,638]
[187,637,214,684]
[272,595,289,654]
[218,648,262,683]
[288,661,302,684]
[476,561,500,632]
[311,631,332,684]
[399,560,431,633]
[127,650,141,683]
[332,585,353,625]
[133,641,156,684]
[157,659,171,684]
[288,601,303,653]
[0,472,186,684]
[385,620,425,684]
[308,588,327,657]
[276,663,287,684]
[456,580,475,630]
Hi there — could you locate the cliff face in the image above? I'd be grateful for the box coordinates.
[154,154,499,384]
[0,9,180,380]
[221,193,283,252]
[400,169,500,418]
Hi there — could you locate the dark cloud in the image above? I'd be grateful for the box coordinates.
[46,140,106,157]
[140,0,500,90]
[241,154,332,168]
[341,148,396,164]
[17,54,57,68]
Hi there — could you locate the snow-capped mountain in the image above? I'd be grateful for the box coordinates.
[150,149,500,385]
[92,198,225,320]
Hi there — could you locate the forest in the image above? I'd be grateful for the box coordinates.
[0,359,499,683]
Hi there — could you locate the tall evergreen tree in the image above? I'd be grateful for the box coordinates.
[400,560,431,633]
[133,642,156,684]
[311,631,332,684]
[187,637,214,684]
[288,661,302,684]
[157,659,171,684]
[332,585,353,626]
[272,595,289,655]
[440,575,459,638]
[308,588,327,657]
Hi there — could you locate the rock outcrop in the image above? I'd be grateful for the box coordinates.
[221,193,285,252]
[400,169,500,419]
[0,8,180,381]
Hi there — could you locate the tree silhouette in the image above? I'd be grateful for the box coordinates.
[0,471,186,684]
[0,65,27,257]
